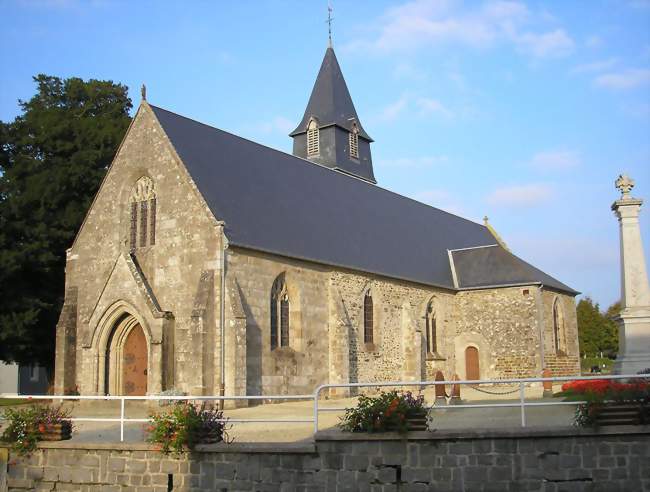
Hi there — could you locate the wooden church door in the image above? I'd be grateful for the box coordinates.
[465,346,480,380]
[122,324,148,396]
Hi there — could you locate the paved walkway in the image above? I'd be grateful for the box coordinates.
[1,383,578,443]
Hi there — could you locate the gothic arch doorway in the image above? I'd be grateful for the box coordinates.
[465,346,480,380]
[104,313,149,395]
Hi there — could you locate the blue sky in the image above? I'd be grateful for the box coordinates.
[1,0,649,308]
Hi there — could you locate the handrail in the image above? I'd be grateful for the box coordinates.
[1,374,646,441]
[312,374,648,433]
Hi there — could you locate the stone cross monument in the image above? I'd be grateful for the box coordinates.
[612,174,650,374]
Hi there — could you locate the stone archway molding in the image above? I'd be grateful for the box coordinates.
[92,300,153,395]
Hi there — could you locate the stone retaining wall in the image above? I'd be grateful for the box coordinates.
[2,427,649,491]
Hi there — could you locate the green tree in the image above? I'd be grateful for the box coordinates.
[577,297,619,357]
[0,75,132,368]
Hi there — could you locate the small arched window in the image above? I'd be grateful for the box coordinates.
[129,176,156,251]
[363,291,373,344]
[271,274,290,350]
[425,299,437,354]
[349,124,359,159]
[307,119,319,157]
[553,298,565,354]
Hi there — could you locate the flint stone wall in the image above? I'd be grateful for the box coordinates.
[2,427,649,491]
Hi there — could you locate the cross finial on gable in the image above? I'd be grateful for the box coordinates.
[141,84,147,102]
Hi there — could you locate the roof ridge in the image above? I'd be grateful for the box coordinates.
[149,104,486,229]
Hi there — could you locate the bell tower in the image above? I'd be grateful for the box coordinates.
[290,47,376,184]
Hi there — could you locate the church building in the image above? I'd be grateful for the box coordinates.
[54,46,580,399]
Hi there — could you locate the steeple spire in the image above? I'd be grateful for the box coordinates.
[290,46,375,183]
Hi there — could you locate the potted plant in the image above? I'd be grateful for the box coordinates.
[339,390,429,433]
[147,402,231,455]
[1,405,72,455]
[558,378,649,427]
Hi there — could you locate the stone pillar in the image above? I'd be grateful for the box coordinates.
[611,174,650,375]
[327,288,350,398]
[54,287,78,395]
[224,276,247,408]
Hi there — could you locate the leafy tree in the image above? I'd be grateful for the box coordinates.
[0,75,132,368]
[577,297,619,357]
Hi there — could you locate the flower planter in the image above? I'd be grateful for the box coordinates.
[384,411,429,432]
[35,422,72,441]
[592,402,649,426]
[194,428,223,444]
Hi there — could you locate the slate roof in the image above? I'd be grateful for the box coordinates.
[289,47,372,141]
[150,104,577,295]
[451,245,576,293]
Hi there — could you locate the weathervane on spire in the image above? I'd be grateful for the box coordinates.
[327,1,333,47]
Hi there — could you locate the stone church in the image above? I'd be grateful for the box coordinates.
[54,46,580,399]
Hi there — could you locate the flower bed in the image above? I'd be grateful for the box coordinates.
[339,390,429,433]
[1,405,72,455]
[147,402,231,455]
[558,378,650,427]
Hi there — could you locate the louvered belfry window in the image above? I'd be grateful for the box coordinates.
[271,274,290,350]
[349,125,359,159]
[129,176,156,250]
[363,291,373,344]
[307,119,319,157]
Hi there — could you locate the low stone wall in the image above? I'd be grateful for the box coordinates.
[1,427,649,491]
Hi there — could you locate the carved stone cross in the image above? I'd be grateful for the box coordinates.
[615,174,635,198]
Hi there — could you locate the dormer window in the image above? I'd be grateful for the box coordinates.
[307,119,319,157]
[129,176,156,251]
[349,124,359,159]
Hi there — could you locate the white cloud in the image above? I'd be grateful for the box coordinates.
[622,102,650,118]
[374,93,457,123]
[256,116,294,135]
[594,68,650,89]
[514,29,574,59]
[628,0,650,8]
[416,97,454,118]
[344,0,574,60]
[486,184,554,207]
[571,58,617,74]
[376,94,410,123]
[378,155,449,168]
[411,188,466,216]
[529,150,581,171]
[585,35,603,48]
[393,63,427,81]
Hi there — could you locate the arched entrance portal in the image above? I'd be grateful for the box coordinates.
[122,324,148,395]
[465,346,480,380]
[104,314,149,395]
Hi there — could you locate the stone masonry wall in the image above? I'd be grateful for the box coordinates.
[227,248,331,396]
[3,428,649,491]
[542,290,581,376]
[453,287,541,379]
[329,271,456,385]
[56,103,224,397]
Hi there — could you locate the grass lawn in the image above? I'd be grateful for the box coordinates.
[0,398,48,407]
[580,356,615,375]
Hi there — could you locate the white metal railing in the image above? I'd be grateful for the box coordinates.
[0,374,646,442]
[311,374,649,433]
[0,394,313,442]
